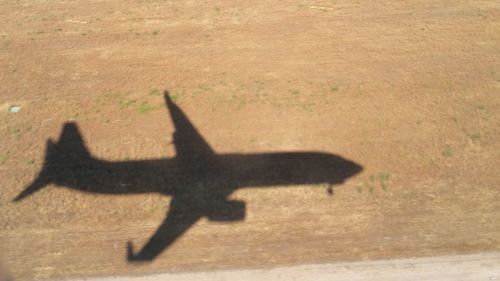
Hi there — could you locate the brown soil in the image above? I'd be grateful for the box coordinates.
[1,0,499,280]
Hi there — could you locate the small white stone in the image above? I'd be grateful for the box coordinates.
[9,105,20,113]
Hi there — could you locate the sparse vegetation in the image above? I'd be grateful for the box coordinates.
[367,174,376,193]
[330,84,339,92]
[357,172,392,193]
[379,172,390,192]
[149,89,161,96]
[0,154,7,165]
[9,127,21,139]
[255,80,265,92]
[442,145,453,157]
[198,84,211,92]
[137,101,153,113]
[117,98,136,109]
[68,112,79,120]
[170,93,180,102]
[463,128,481,142]
[237,98,247,110]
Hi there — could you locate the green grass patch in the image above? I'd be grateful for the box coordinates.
[68,112,79,120]
[379,172,390,192]
[170,93,180,102]
[117,98,136,109]
[358,172,392,194]
[137,102,153,113]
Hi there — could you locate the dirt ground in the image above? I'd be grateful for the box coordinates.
[1,0,499,280]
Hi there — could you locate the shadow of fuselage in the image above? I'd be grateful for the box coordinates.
[14,91,363,262]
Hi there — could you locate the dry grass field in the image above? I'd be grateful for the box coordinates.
[1,0,499,280]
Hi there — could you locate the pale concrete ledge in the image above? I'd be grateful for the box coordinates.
[69,252,500,281]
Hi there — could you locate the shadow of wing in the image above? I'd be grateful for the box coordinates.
[127,196,202,262]
[164,92,215,161]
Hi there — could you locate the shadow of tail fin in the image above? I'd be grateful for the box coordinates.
[13,122,92,202]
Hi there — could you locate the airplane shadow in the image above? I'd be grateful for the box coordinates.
[13,90,363,262]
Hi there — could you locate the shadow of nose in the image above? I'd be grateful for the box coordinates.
[323,156,363,184]
[347,160,363,177]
